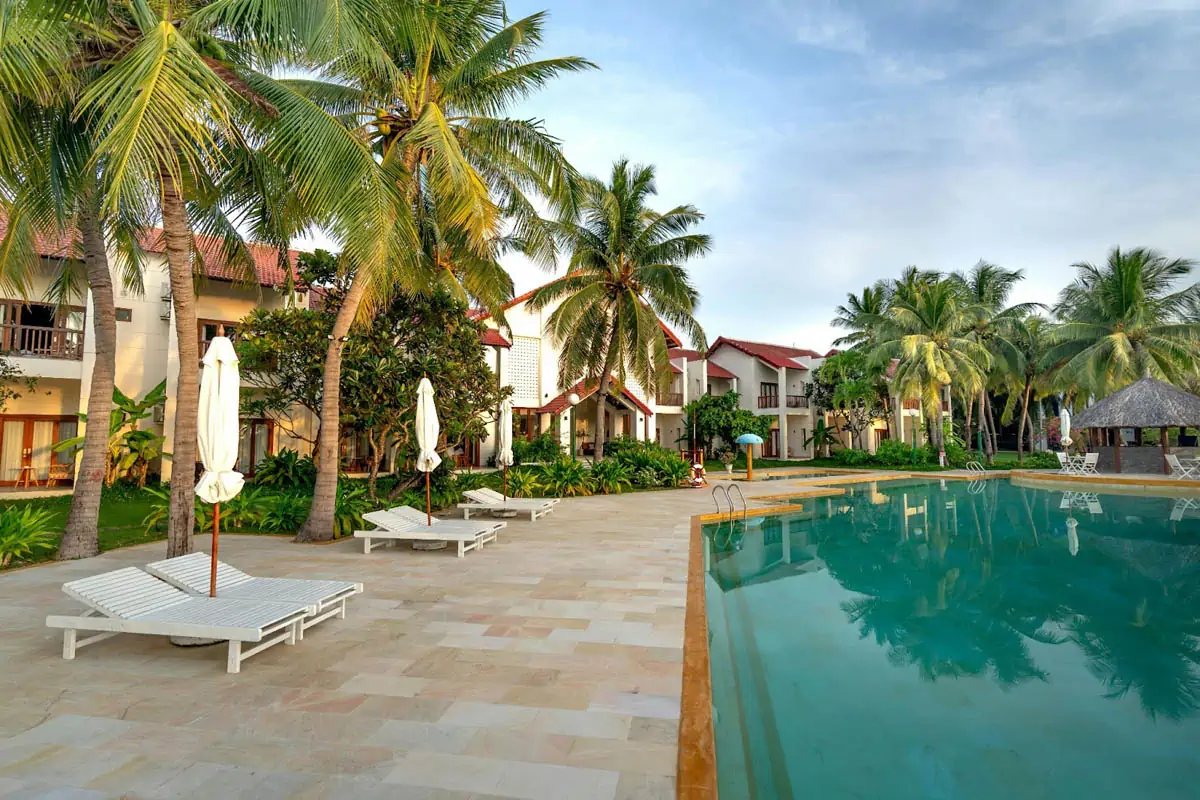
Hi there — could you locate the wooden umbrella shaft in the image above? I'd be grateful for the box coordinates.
[210,502,220,597]
[503,465,507,499]
[426,471,432,526]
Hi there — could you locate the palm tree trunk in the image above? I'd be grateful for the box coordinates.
[297,271,367,542]
[1016,379,1033,464]
[57,197,114,561]
[161,174,198,558]
[986,393,999,456]
[979,391,994,464]
[964,393,974,457]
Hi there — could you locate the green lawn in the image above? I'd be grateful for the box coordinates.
[0,491,164,570]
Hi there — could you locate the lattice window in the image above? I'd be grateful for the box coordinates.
[509,336,541,406]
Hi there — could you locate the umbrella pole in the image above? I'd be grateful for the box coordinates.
[425,471,432,526]
[502,465,507,499]
[210,503,219,597]
[747,446,754,481]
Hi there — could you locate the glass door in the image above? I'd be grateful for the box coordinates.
[0,420,24,483]
[30,421,54,480]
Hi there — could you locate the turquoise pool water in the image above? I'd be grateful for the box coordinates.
[704,479,1200,798]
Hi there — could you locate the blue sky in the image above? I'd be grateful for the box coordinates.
[495,0,1200,351]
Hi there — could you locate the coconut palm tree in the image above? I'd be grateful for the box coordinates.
[871,277,990,452]
[289,1,592,540]
[527,160,709,456]
[0,101,147,560]
[951,261,1039,463]
[831,281,890,348]
[3,0,409,555]
[1047,247,1200,399]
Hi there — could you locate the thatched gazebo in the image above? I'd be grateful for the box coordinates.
[1072,377,1200,473]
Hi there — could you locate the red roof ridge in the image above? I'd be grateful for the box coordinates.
[539,377,653,416]
[706,336,824,369]
[1,212,301,289]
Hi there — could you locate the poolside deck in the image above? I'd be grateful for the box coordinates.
[0,484,769,799]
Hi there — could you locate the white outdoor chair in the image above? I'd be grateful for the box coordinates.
[1167,454,1198,480]
[1079,453,1099,475]
[458,488,560,521]
[144,553,362,637]
[46,567,309,673]
[1056,452,1077,474]
[354,508,504,557]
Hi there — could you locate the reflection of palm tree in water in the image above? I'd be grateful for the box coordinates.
[826,487,1050,686]
[813,482,1200,715]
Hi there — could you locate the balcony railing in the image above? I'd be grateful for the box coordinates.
[0,324,84,360]
[786,395,809,408]
[660,392,683,406]
[758,395,779,409]
[902,399,951,412]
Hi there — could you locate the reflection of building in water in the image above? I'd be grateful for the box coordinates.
[903,491,927,538]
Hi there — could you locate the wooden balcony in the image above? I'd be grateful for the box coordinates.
[660,392,684,406]
[758,395,779,409]
[786,395,808,408]
[0,324,84,360]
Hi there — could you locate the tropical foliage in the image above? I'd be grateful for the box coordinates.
[529,160,709,457]
[0,506,58,567]
[55,382,167,488]
[830,248,1200,463]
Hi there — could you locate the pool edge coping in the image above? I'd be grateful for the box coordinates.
[678,513,718,798]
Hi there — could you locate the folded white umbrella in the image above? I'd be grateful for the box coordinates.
[497,398,514,501]
[416,377,441,526]
[194,335,243,596]
[1060,407,1072,449]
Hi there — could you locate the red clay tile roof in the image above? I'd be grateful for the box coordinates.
[0,214,300,288]
[668,348,703,361]
[706,336,823,369]
[668,362,683,374]
[470,276,683,348]
[539,378,653,416]
[481,328,511,348]
[706,362,736,379]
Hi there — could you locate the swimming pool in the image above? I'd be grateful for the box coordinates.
[702,479,1200,798]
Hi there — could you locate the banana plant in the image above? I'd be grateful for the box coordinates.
[54,380,167,487]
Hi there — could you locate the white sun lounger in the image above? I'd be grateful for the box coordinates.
[354,508,504,557]
[458,487,560,521]
[46,567,309,673]
[144,553,362,637]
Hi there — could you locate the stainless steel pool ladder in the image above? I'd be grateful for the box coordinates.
[711,484,747,524]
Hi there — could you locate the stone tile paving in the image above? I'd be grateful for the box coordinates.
[0,479,787,798]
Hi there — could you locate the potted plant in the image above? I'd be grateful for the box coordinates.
[717,448,735,475]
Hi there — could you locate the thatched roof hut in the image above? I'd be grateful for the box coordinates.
[1073,377,1200,473]
[1074,377,1200,429]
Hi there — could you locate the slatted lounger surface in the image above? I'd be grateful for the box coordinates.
[144,553,362,636]
[354,509,503,557]
[45,567,309,673]
[458,488,560,521]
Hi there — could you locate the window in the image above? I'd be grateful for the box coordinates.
[198,320,238,357]
[236,419,274,476]
[115,308,133,322]
[760,382,778,398]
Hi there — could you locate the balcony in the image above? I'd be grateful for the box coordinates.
[902,398,950,412]
[660,392,684,406]
[786,395,809,408]
[758,395,778,409]
[0,324,84,360]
